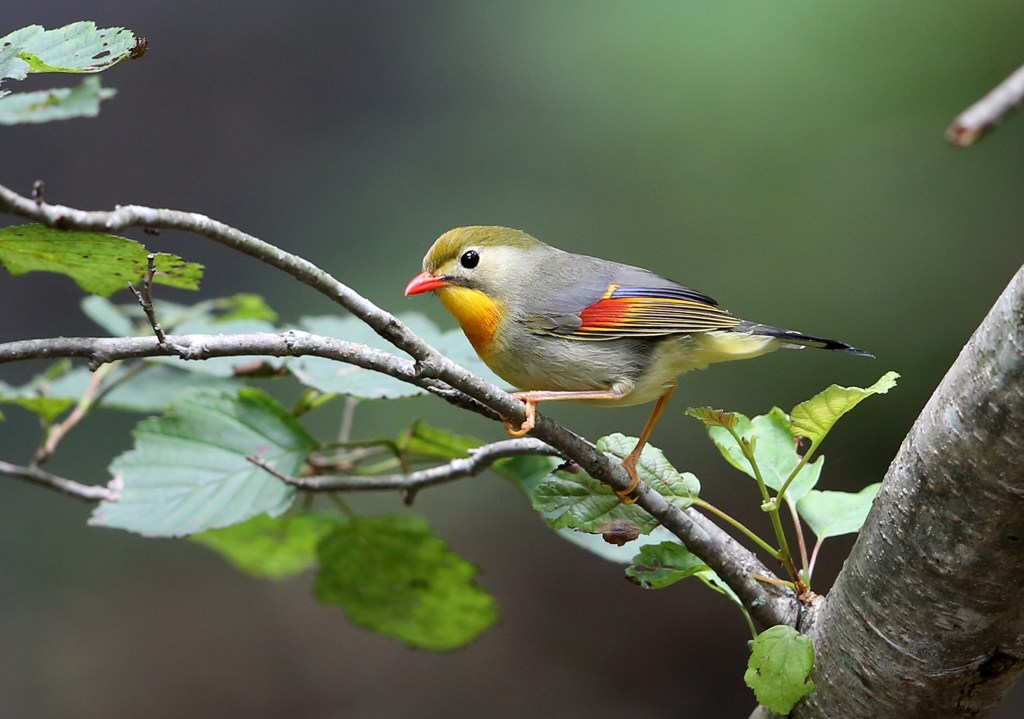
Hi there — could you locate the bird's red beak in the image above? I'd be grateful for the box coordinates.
[404,271,450,296]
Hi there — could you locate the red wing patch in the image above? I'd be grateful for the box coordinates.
[573,284,741,338]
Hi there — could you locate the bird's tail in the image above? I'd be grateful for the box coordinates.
[738,322,874,358]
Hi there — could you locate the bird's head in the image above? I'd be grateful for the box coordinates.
[404,226,545,300]
[404,226,546,353]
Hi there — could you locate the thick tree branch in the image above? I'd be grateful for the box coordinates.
[946,62,1024,147]
[0,184,798,629]
[789,264,1024,718]
[0,331,500,420]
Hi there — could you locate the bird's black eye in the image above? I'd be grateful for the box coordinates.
[460,249,480,269]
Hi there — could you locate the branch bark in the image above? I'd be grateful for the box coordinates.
[786,265,1024,718]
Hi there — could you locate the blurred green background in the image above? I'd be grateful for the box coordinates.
[2,2,1023,717]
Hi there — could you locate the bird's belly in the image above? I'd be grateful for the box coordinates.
[483,334,646,399]
[482,330,781,407]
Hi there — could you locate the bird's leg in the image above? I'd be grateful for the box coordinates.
[501,384,633,437]
[616,385,677,504]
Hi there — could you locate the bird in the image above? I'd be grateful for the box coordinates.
[404,226,871,503]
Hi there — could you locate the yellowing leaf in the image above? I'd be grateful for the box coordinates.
[790,372,899,448]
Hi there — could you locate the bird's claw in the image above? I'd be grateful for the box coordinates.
[615,458,641,504]
[502,397,537,437]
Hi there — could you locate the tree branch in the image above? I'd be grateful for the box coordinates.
[790,264,1024,718]
[250,437,559,492]
[0,184,798,629]
[946,62,1024,147]
[0,460,116,502]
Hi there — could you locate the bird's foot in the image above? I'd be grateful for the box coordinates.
[615,456,641,505]
[502,396,537,437]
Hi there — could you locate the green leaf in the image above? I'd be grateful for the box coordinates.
[193,513,343,580]
[0,76,116,125]
[707,409,823,502]
[493,454,560,497]
[48,364,245,413]
[0,224,203,295]
[0,22,139,74]
[796,484,881,540]
[294,313,503,399]
[695,567,745,609]
[401,420,482,460]
[91,388,315,537]
[686,406,739,429]
[790,372,899,449]
[531,433,699,535]
[0,394,74,422]
[81,295,137,336]
[626,541,709,589]
[0,42,29,83]
[315,514,499,651]
[0,360,76,421]
[745,625,816,714]
[215,293,278,323]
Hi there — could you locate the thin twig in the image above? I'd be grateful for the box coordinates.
[787,496,810,575]
[248,437,560,492]
[127,253,167,343]
[35,362,117,464]
[0,460,116,502]
[338,396,359,443]
[946,62,1024,147]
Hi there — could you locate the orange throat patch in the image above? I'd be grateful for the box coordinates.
[436,286,502,355]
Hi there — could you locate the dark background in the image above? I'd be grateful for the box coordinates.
[2,2,1023,717]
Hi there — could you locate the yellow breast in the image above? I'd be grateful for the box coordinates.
[437,286,503,356]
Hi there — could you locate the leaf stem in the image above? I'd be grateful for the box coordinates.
[786,496,810,576]
[775,446,815,504]
[726,426,771,503]
[727,426,802,587]
[692,498,780,559]
[326,492,358,520]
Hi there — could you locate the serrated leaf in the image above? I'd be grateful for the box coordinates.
[0,22,139,74]
[790,372,899,449]
[707,409,823,502]
[686,406,739,429]
[797,484,881,540]
[193,513,343,580]
[531,433,699,535]
[745,625,816,714]
[91,388,315,537]
[293,313,502,399]
[0,76,116,125]
[0,224,203,295]
[626,541,709,589]
[315,514,499,651]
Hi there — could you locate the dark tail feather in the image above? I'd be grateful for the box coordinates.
[739,322,874,358]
